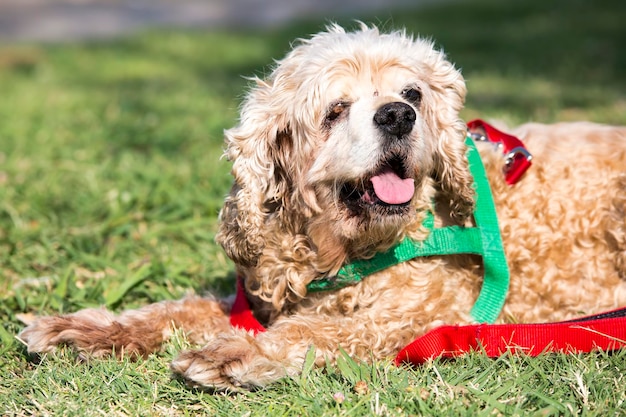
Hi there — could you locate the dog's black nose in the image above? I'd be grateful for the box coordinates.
[373,102,416,137]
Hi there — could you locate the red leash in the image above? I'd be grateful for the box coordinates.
[395,308,626,366]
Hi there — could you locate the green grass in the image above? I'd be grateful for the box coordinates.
[1,0,626,415]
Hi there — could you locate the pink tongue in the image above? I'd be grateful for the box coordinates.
[370,170,415,205]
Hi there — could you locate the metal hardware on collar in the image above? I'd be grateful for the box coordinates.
[467,119,532,185]
[504,146,533,174]
[469,131,503,152]
[469,131,487,142]
[469,131,498,147]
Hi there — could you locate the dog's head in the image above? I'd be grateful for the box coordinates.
[217,24,473,281]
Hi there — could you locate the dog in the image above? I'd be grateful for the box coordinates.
[20,24,626,391]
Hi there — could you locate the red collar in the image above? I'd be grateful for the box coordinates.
[467,119,532,185]
[230,278,266,334]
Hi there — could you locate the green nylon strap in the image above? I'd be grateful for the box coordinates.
[306,136,510,324]
[464,136,510,323]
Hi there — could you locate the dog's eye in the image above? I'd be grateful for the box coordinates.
[326,102,349,122]
[402,88,422,106]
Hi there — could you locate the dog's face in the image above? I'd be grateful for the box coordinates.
[217,25,474,273]
[307,58,434,235]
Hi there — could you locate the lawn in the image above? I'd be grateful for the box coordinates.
[1,0,626,415]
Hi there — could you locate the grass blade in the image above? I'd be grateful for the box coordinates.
[104,264,152,308]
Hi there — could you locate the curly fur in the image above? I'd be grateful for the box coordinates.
[20,24,626,391]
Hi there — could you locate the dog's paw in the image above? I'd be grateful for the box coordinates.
[170,332,289,391]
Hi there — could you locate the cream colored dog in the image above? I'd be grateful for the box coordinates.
[20,24,626,390]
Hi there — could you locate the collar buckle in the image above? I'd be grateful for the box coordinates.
[505,146,533,166]
[503,146,533,185]
[467,119,533,185]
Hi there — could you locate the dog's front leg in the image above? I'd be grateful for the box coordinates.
[20,296,231,358]
[170,317,339,391]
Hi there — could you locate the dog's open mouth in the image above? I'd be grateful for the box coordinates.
[340,156,415,215]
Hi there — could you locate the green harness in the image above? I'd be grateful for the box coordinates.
[306,136,510,324]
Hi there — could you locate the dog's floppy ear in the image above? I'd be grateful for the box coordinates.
[424,53,475,222]
[215,77,292,267]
